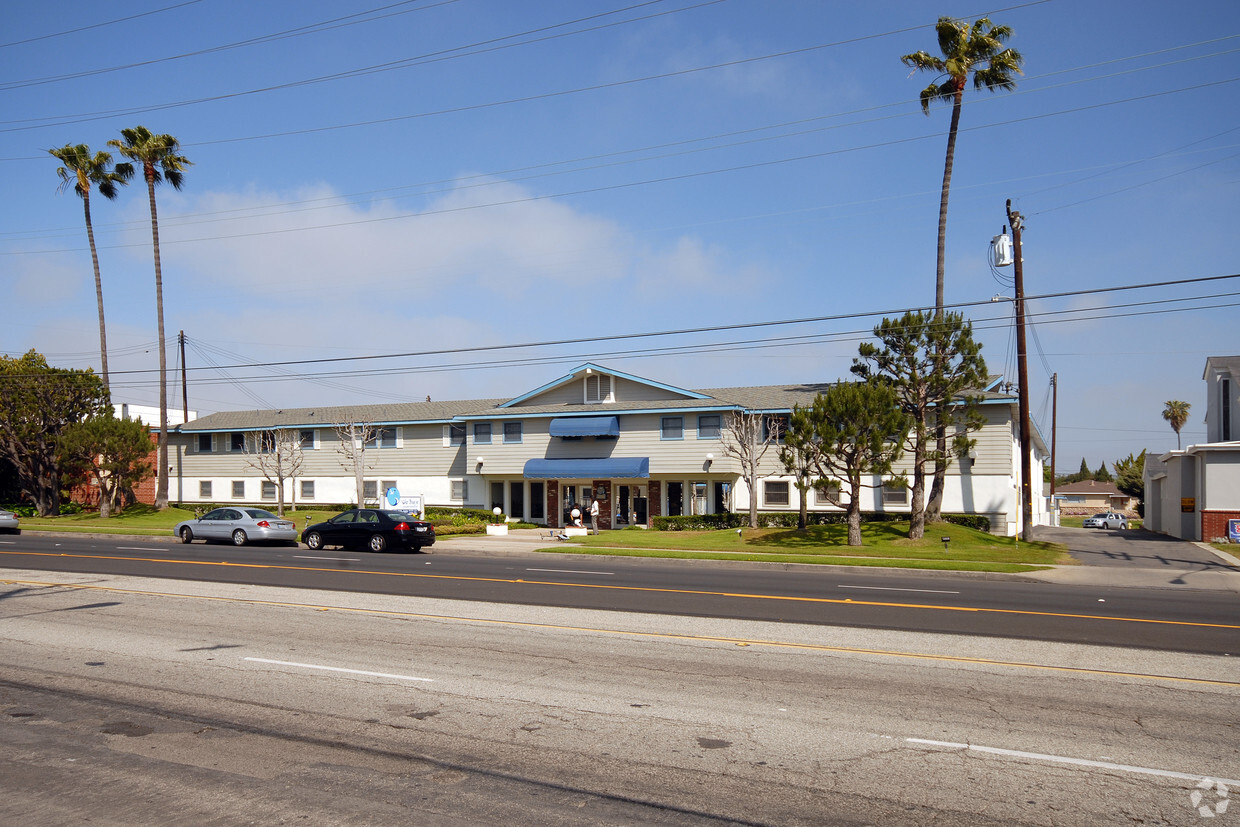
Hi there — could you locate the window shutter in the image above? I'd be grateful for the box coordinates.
[443,424,451,447]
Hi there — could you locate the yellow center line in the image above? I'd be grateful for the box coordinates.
[3,549,1238,630]
[4,575,1239,689]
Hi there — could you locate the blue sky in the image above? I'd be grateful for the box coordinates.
[3,0,1237,471]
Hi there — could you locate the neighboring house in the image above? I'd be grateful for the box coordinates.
[170,363,1049,536]
[1144,356,1240,542]
[68,403,196,507]
[1053,480,1138,515]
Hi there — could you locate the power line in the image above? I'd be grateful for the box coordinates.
[0,0,206,49]
[28,272,1234,381]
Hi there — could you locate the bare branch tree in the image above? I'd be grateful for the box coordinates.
[333,422,378,506]
[241,428,304,517]
[719,410,780,528]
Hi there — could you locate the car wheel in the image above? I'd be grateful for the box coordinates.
[232,529,248,546]
[305,532,323,550]
[369,534,387,553]
[180,527,194,544]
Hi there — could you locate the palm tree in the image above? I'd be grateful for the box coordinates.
[903,17,1021,523]
[901,17,1023,315]
[1162,400,1191,450]
[48,144,132,393]
[108,126,192,510]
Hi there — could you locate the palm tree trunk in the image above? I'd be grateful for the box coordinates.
[145,169,169,510]
[82,193,109,394]
[927,86,965,521]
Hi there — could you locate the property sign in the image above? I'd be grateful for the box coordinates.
[385,487,424,518]
[1229,519,1240,543]
[1181,498,1196,513]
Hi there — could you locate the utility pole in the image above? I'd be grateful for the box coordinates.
[1050,372,1058,499]
[1006,200,1035,542]
[179,330,188,424]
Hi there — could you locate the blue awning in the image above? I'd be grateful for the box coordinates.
[523,457,649,479]
[548,416,620,437]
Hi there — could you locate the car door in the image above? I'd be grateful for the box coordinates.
[197,509,227,541]
[355,510,381,547]
[324,510,359,547]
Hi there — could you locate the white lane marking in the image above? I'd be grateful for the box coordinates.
[0,541,15,545]
[294,555,362,562]
[906,739,1240,786]
[839,585,960,594]
[527,568,614,575]
[118,547,165,552]
[244,657,432,683]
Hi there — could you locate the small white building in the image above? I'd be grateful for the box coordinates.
[1144,356,1240,542]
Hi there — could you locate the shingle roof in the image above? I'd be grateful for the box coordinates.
[180,398,506,432]
[1054,479,1125,496]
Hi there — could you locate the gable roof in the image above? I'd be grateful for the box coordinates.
[499,362,710,408]
[1204,355,1240,380]
[1054,480,1125,496]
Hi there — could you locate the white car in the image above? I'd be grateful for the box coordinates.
[1082,512,1128,530]
[0,508,19,534]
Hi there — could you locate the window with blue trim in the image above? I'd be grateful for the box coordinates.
[697,414,721,439]
[661,416,684,440]
[474,422,492,444]
[504,421,523,443]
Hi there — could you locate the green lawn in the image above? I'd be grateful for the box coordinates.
[541,522,1071,572]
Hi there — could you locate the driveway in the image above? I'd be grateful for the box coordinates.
[1031,525,1240,590]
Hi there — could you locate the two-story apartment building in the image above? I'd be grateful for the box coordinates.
[1145,356,1240,541]
[170,363,1048,535]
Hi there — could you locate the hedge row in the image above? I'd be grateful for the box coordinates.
[1,502,85,518]
[651,512,991,532]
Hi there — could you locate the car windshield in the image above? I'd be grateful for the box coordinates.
[244,509,279,519]
[1091,514,1108,519]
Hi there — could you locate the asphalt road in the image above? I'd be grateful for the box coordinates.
[1,573,1236,826]
[1,530,1237,654]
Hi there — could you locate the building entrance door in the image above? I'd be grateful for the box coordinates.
[667,482,683,516]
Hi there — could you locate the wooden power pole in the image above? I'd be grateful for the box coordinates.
[1006,200,1035,542]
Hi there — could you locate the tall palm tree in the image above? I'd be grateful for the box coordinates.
[109,126,192,510]
[48,144,132,393]
[901,17,1023,315]
[1162,400,1191,450]
[903,17,1021,522]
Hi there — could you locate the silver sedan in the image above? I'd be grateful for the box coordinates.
[0,509,19,534]
[174,507,298,546]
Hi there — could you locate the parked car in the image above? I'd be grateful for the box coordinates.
[0,508,20,534]
[1082,512,1128,530]
[174,507,298,546]
[302,509,435,553]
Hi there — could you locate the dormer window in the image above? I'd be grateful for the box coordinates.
[585,373,612,403]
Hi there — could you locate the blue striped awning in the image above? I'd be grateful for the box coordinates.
[523,457,649,479]
[548,416,619,438]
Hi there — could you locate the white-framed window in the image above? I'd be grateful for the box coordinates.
[258,431,276,453]
[231,480,245,499]
[366,427,397,449]
[504,421,522,443]
[813,481,841,505]
[697,414,721,439]
[474,423,492,444]
[585,373,612,403]
[445,423,466,446]
[229,432,246,452]
[661,416,684,440]
[299,429,316,449]
[363,480,378,501]
[300,480,315,500]
[381,480,396,500]
[261,481,276,500]
[197,433,213,453]
[881,484,909,506]
[451,480,468,501]
[199,481,212,499]
[763,480,790,507]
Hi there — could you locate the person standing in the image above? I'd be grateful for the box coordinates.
[589,497,600,534]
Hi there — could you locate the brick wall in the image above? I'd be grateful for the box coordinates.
[1202,510,1240,542]
[648,481,662,520]
[546,481,559,528]
[592,480,612,529]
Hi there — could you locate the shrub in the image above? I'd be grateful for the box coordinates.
[653,512,990,532]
